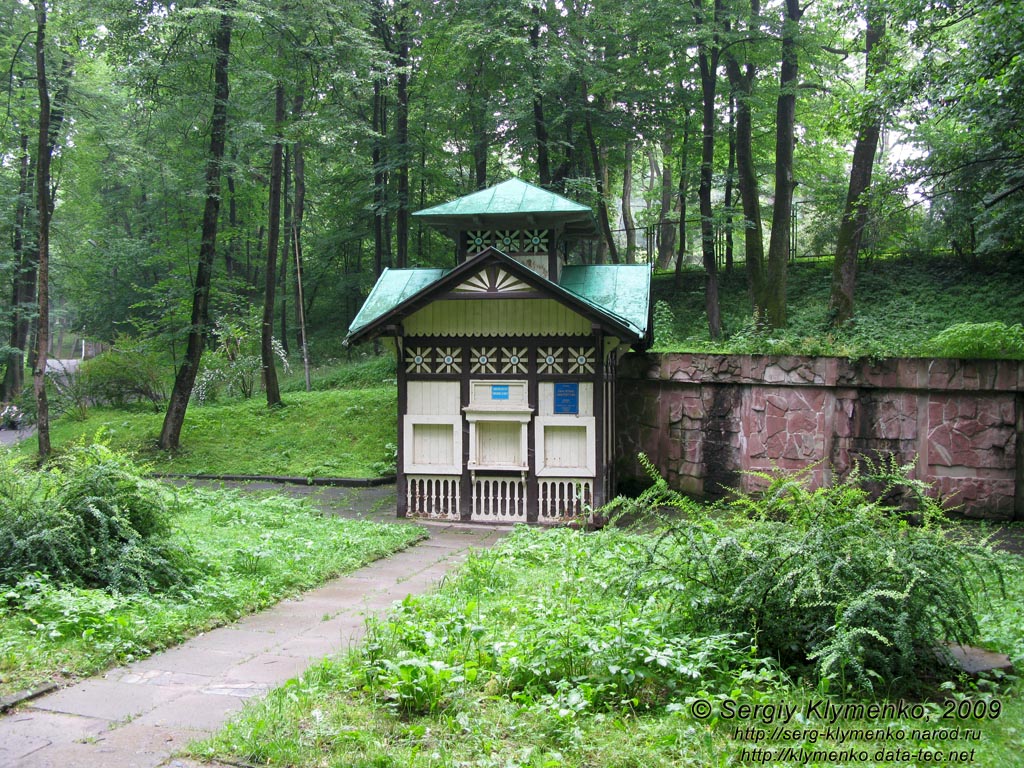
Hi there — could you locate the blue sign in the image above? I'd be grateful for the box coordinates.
[553,382,579,414]
[491,384,510,401]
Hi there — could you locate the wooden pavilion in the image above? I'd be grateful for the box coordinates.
[345,178,651,523]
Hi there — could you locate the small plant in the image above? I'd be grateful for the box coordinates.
[651,300,679,348]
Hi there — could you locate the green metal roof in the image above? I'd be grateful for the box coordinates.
[413,178,591,220]
[560,264,652,341]
[347,267,448,337]
[345,251,651,347]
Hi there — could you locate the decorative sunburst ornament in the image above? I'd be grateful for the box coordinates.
[470,346,497,374]
[500,346,528,375]
[494,230,520,253]
[466,230,492,255]
[522,229,549,253]
[536,346,564,375]
[405,346,433,374]
[567,346,596,374]
[435,346,462,374]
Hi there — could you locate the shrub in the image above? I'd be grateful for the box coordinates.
[0,445,198,593]
[195,311,289,403]
[624,457,1003,693]
[79,339,168,409]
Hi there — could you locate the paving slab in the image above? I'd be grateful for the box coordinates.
[0,486,509,768]
[0,711,107,766]
[30,678,186,723]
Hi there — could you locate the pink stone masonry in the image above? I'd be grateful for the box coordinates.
[617,354,1024,519]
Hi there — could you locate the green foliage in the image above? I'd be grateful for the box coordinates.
[628,458,1003,693]
[658,255,1024,358]
[195,311,289,404]
[353,525,778,725]
[651,300,679,349]
[21,387,398,478]
[193,509,1024,768]
[79,337,168,409]
[923,322,1024,360]
[0,482,423,696]
[0,445,197,593]
[279,353,397,393]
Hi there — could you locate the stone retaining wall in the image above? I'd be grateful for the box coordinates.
[616,354,1024,519]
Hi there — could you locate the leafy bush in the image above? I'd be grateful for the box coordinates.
[651,300,679,349]
[79,337,168,408]
[626,458,1003,692]
[195,311,289,403]
[923,321,1024,359]
[0,445,198,592]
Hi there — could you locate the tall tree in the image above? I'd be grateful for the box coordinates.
[3,132,34,401]
[724,28,768,320]
[32,0,54,458]
[694,0,724,339]
[261,78,285,408]
[159,0,234,450]
[764,0,805,328]
[828,3,886,325]
[622,138,637,263]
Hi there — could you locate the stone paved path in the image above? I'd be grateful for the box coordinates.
[0,487,507,768]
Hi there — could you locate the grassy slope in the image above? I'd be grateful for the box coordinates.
[22,387,397,478]
[655,254,1024,356]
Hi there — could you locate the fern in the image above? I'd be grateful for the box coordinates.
[0,445,198,593]
[622,460,1003,693]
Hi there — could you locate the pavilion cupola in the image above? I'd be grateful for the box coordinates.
[412,178,598,282]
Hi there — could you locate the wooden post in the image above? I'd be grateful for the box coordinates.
[395,327,407,517]
[593,326,606,510]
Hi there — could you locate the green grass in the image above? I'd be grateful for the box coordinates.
[192,524,1024,768]
[0,485,423,697]
[25,387,398,478]
[656,253,1024,357]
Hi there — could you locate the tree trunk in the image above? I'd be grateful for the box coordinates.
[698,50,722,340]
[657,133,676,270]
[724,95,735,274]
[262,80,285,408]
[764,0,803,329]
[280,146,291,356]
[32,2,52,459]
[3,133,33,401]
[395,1,410,267]
[584,102,619,264]
[829,9,886,325]
[530,13,551,186]
[622,139,637,264]
[725,54,767,321]
[291,94,306,351]
[372,77,386,275]
[226,169,238,279]
[159,1,234,450]
[674,112,692,288]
